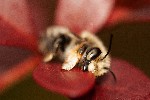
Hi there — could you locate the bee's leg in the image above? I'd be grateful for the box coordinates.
[62,51,79,70]
[43,52,54,62]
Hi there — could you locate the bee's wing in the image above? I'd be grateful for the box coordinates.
[62,50,79,70]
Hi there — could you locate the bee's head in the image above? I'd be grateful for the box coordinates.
[81,34,116,80]
[81,34,113,73]
[81,47,102,71]
[86,47,102,61]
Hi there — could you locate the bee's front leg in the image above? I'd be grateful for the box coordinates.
[62,50,80,70]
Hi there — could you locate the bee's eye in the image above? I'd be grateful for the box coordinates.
[78,44,88,55]
[54,34,71,52]
[86,47,101,61]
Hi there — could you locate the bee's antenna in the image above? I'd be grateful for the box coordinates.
[104,67,117,82]
[101,34,113,60]
[109,69,117,82]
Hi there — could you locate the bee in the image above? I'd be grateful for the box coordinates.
[39,26,115,78]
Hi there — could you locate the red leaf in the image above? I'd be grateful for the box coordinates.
[33,62,95,98]
[55,0,115,33]
[75,58,150,100]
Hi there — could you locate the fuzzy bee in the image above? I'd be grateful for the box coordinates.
[39,26,114,77]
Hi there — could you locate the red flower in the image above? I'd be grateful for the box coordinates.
[0,0,150,99]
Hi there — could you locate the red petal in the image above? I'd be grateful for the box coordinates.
[26,0,57,35]
[107,1,150,26]
[0,0,34,34]
[55,0,115,33]
[0,19,38,52]
[0,54,41,92]
[75,58,150,99]
[0,0,56,36]
[33,62,95,98]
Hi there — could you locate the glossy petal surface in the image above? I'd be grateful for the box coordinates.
[33,62,95,98]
